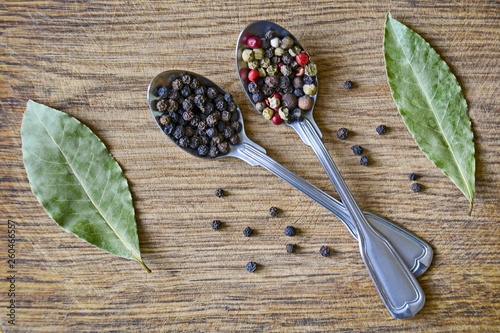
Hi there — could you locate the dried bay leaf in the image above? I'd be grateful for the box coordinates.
[21,100,150,271]
[383,13,475,213]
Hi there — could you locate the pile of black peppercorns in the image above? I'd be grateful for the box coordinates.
[154,73,242,158]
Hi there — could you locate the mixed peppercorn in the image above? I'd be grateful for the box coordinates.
[239,29,318,124]
[154,73,242,158]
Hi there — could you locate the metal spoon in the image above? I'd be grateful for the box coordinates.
[236,21,426,318]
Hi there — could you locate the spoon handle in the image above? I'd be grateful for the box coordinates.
[291,118,425,318]
[234,142,431,277]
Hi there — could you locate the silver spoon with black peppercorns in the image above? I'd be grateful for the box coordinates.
[236,21,427,318]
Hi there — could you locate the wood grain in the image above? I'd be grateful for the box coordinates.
[1,0,499,331]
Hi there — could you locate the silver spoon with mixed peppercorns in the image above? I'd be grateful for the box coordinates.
[148,70,431,280]
[236,21,426,318]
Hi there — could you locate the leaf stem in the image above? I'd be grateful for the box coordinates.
[137,259,151,273]
[468,201,474,216]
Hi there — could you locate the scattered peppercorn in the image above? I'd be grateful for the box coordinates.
[408,173,418,181]
[376,124,388,135]
[343,80,353,90]
[284,226,296,237]
[269,206,279,217]
[246,261,257,273]
[215,188,224,198]
[411,183,422,192]
[211,220,222,230]
[243,227,253,237]
[286,244,296,253]
[360,155,369,166]
[351,145,363,155]
[337,128,349,140]
[319,245,331,257]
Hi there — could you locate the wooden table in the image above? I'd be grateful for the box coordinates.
[1,1,498,331]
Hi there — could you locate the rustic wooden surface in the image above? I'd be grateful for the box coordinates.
[1,0,498,331]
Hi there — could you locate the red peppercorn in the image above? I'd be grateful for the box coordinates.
[248,69,259,83]
[239,68,249,82]
[295,52,309,67]
[277,62,284,68]
[272,114,283,125]
[273,92,282,99]
[247,36,261,49]
[240,32,252,44]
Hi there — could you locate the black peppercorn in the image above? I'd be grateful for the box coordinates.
[337,128,349,140]
[195,86,207,97]
[360,155,369,166]
[343,80,353,90]
[284,226,296,237]
[351,145,363,155]
[376,124,387,135]
[180,85,192,98]
[189,136,201,149]
[197,144,209,156]
[408,173,418,181]
[229,134,240,145]
[181,74,192,85]
[157,86,169,99]
[286,244,296,253]
[319,246,331,257]
[171,79,183,91]
[211,219,221,230]
[172,125,185,139]
[269,206,279,217]
[246,262,257,273]
[215,188,224,198]
[163,123,175,135]
[209,145,219,157]
[243,227,253,237]
[303,75,314,85]
[206,87,218,100]
[411,183,422,192]
[190,78,200,89]
[156,100,167,112]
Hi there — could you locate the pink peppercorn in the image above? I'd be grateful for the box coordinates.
[247,36,261,49]
[248,69,259,83]
[272,114,283,125]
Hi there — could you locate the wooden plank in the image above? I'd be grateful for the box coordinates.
[1,0,498,331]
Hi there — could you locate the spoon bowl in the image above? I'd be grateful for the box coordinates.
[147,69,265,161]
[236,21,322,136]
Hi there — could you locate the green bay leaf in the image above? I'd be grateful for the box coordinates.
[21,100,150,271]
[383,13,475,213]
